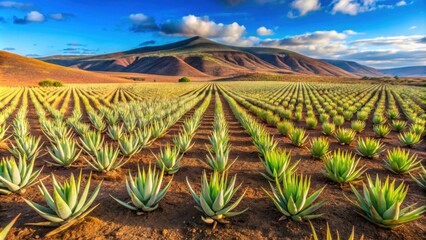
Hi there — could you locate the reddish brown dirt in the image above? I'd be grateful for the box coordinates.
[0,89,425,240]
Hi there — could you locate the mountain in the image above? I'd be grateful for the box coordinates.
[42,36,358,78]
[379,66,426,77]
[321,59,386,77]
[0,51,132,86]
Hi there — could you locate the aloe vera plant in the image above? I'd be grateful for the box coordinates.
[308,137,330,160]
[79,131,104,154]
[289,127,308,147]
[107,124,123,141]
[0,214,20,240]
[111,164,172,213]
[278,120,294,137]
[46,137,82,167]
[347,175,426,228]
[391,120,407,132]
[253,133,278,156]
[323,150,366,184]
[264,173,326,221]
[373,124,390,138]
[356,137,383,158]
[351,120,365,133]
[135,127,152,148]
[118,133,141,157]
[260,148,298,181]
[383,148,421,174]
[203,147,237,173]
[23,171,102,237]
[153,144,183,174]
[85,144,128,172]
[9,136,42,161]
[0,156,43,194]
[398,131,422,147]
[187,170,248,229]
[173,132,194,154]
[322,122,335,136]
[334,128,356,145]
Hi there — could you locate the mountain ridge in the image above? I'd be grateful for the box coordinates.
[41,36,359,78]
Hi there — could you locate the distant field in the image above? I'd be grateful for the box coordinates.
[0,82,425,239]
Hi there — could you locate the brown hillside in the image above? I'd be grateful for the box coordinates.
[0,51,132,86]
[42,37,359,79]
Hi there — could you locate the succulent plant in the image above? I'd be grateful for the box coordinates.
[264,173,326,221]
[398,131,422,147]
[79,131,104,154]
[153,144,183,174]
[111,164,172,213]
[373,124,390,138]
[334,128,356,145]
[9,136,42,162]
[260,148,298,181]
[23,171,102,237]
[289,127,308,147]
[0,155,43,194]
[308,137,330,160]
[351,120,365,133]
[356,137,384,158]
[85,144,128,172]
[173,132,194,154]
[323,150,366,184]
[383,148,421,174]
[187,170,248,229]
[322,122,336,136]
[46,137,82,167]
[347,175,426,228]
[118,133,141,157]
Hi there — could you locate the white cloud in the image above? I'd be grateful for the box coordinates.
[331,0,409,15]
[26,11,44,22]
[257,26,274,36]
[350,35,425,50]
[331,0,377,15]
[396,0,406,6]
[288,0,320,17]
[343,30,359,35]
[0,1,32,10]
[259,30,349,57]
[409,26,417,30]
[160,15,258,46]
[129,13,150,24]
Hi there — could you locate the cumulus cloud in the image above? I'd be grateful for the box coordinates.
[128,13,159,32]
[13,10,45,24]
[0,1,33,10]
[409,26,417,30]
[343,29,359,35]
[288,0,320,18]
[259,30,350,57]
[396,0,406,6]
[331,0,408,15]
[50,13,74,21]
[159,15,258,46]
[139,40,156,46]
[257,26,274,36]
[350,35,425,49]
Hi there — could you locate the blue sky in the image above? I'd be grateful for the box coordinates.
[0,0,425,68]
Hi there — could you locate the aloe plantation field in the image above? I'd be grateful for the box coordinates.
[0,82,425,240]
